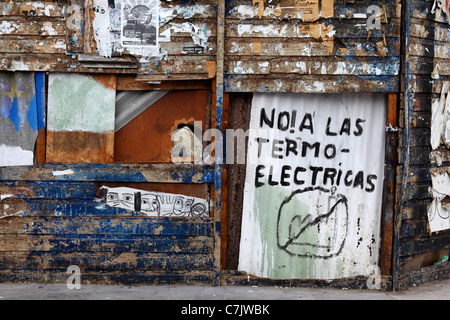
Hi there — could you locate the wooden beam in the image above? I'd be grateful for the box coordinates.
[213,0,225,286]
[0,164,215,183]
[380,93,399,276]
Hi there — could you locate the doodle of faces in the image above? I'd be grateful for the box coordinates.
[105,190,135,211]
[140,193,159,216]
[173,196,194,216]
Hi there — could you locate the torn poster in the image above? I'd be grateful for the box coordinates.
[428,170,450,233]
[100,186,210,217]
[431,82,450,151]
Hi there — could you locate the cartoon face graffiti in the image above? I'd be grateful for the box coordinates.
[173,196,194,216]
[140,193,159,215]
[104,189,136,211]
[100,186,209,217]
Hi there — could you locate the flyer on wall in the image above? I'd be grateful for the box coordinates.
[121,0,159,47]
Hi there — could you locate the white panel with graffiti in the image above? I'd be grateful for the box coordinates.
[100,186,209,217]
[239,93,386,280]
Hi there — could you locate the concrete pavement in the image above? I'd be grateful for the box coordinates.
[0,278,448,300]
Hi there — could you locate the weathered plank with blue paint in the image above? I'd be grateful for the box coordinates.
[224,0,401,93]
[0,164,215,183]
[0,214,215,284]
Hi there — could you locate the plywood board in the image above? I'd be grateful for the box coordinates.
[46,73,116,163]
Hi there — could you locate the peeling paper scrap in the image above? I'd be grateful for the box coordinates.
[431,82,450,150]
[428,171,450,233]
[52,169,75,176]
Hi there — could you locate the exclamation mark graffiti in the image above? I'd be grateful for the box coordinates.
[290,110,297,134]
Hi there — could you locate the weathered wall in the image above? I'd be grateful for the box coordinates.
[0,164,215,284]
[0,0,217,80]
[396,0,450,287]
[224,0,401,93]
[0,0,449,288]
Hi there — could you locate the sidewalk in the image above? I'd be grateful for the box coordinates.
[0,278,448,300]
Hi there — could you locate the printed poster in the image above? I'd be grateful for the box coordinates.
[121,0,159,47]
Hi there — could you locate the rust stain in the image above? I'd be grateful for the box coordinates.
[46,130,114,163]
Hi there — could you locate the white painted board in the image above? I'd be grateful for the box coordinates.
[239,93,386,280]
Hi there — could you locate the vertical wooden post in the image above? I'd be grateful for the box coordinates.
[213,0,225,286]
[380,93,398,277]
[393,0,411,291]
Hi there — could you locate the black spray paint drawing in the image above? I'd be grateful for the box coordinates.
[100,186,209,217]
[277,186,349,258]
[121,0,158,47]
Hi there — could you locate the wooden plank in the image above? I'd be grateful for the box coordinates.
[0,1,64,17]
[225,1,401,19]
[220,270,393,290]
[0,234,213,254]
[380,93,398,276]
[225,19,401,39]
[0,18,65,36]
[0,180,98,199]
[65,0,84,53]
[0,269,214,285]
[226,57,399,76]
[400,234,450,257]
[0,38,66,54]
[225,37,400,57]
[0,164,215,183]
[398,263,450,289]
[0,216,214,236]
[116,75,211,90]
[224,74,399,93]
[0,251,214,271]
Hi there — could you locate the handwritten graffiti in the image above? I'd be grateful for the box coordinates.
[277,186,348,258]
[239,93,386,279]
[100,186,209,217]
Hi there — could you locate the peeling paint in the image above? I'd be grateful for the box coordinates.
[0,21,19,34]
[52,169,75,176]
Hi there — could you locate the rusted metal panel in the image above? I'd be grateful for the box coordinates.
[114,90,208,163]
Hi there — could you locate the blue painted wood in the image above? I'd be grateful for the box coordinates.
[0,163,215,183]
